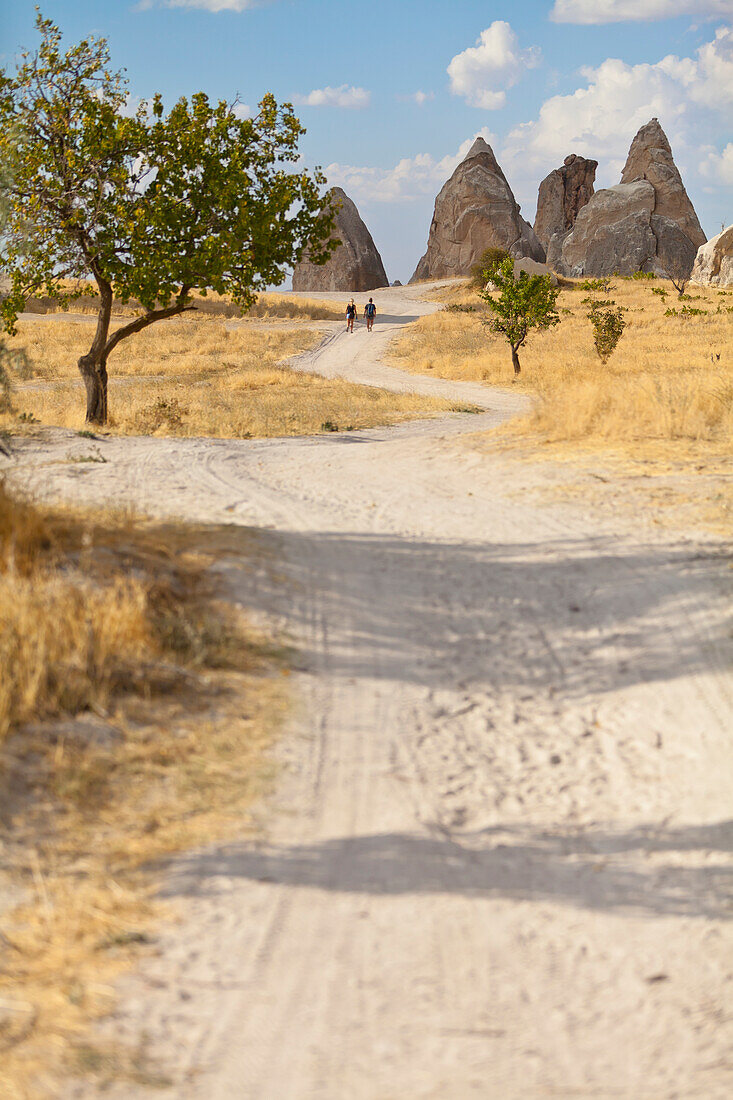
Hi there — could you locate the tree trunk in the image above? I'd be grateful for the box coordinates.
[511,346,521,376]
[78,276,113,425]
[78,351,108,425]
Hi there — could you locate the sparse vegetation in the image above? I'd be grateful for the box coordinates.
[22,288,345,323]
[2,318,455,438]
[470,246,509,289]
[391,277,732,455]
[478,256,561,376]
[581,281,626,363]
[0,483,289,1097]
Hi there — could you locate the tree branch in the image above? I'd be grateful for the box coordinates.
[103,301,197,358]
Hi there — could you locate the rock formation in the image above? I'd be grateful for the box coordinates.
[410,137,544,283]
[292,187,388,292]
[621,119,705,251]
[691,225,733,288]
[533,154,597,251]
[547,119,706,278]
[513,257,558,285]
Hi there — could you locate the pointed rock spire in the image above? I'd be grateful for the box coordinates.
[620,118,706,250]
[410,137,545,283]
[465,136,493,159]
[547,119,706,278]
[292,187,388,292]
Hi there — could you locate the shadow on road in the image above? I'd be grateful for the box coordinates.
[163,821,733,921]
[222,528,731,700]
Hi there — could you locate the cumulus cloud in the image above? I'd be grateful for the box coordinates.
[501,25,733,185]
[231,102,251,119]
[293,85,371,109]
[324,129,496,205]
[700,141,733,183]
[551,0,733,22]
[410,91,435,106]
[447,21,541,110]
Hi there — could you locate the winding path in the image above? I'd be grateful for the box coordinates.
[7,284,733,1100]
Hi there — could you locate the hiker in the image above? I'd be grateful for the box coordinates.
[364,297,377,332]
[346,298,357,332]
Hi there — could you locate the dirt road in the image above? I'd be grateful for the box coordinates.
[6,285,733,1099]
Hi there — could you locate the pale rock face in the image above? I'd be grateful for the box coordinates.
[547,119,706,279]
[548,182,656,277]
[292,187,388,292]
[513,257,558,285]
[533,154,597,251]
[691,225,733,288]
[410,137,545,283]
[621,118,706,251]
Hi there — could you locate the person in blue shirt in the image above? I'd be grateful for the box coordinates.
[364,297,377,332]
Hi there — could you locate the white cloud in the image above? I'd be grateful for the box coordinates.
[293,85,371,109]
[165,0,260,10]
[231,102,251,120]
[447,21,541,110]
[324,129,496,205]
[551,0,733,22]
[501,26,733,185]
[410,91,434,106]
[700,141,733,182]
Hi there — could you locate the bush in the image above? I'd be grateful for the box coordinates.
[581,283,626,363]
[134,397,188,433]
[471,247,509,289]
[587,302,626,362]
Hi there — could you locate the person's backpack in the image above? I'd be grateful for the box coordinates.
[366,303,376,318]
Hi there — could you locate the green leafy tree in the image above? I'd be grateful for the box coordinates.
[0,136,31,417]
[581,281,626,363]
[478,256,560,376]
[0,14,335,424]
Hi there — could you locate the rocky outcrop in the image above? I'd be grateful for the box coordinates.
[513,257,558,285]
[547,119,706,278]
[292,187,388,292]
[691,225,733,287]
[533,154,597,251]
[410,137,544,283]
[547,181,657,276]
[621,119,705,251]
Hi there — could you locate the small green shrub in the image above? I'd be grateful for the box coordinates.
[582,284,626,363]
[471,247,509,289]
[588,303,626,362]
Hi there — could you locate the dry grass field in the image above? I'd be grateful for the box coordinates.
[23,287,344,322]
[392,277,733,457]
[0,484,289,1098]
[3,317,454,438]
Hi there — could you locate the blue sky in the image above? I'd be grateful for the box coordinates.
[2,0,732,282]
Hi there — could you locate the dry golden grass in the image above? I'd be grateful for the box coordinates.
[3,317,454,438]
[392,277,733,453]
[23,287,344,322]
[0,485,289,1098]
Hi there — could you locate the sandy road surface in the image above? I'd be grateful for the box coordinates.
[5,285,733,1099]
